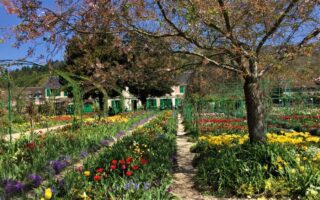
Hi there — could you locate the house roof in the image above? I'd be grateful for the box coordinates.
[176,71,193,85]
[44,76,61,89]
[17,87,45,99]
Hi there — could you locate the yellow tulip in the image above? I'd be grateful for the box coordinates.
[44,188,52,200]
[84,171,90,177]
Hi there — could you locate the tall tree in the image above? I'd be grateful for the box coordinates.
[118,0,320,142]
[2,0,320,142]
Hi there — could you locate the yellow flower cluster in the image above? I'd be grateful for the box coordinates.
[133,141,150,156]
[199,131,320,147]
[267,131,320,145]
[102,115,128,123]
[199,134,249,146]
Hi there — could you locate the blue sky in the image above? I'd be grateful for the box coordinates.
[0,4,63,64]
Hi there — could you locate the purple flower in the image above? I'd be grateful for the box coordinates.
[133,183,140,190]
[115,131,126,138]
[3,179,24,194]
[51,160,67,174]
[80,151,89,159]
[99,139,110,147]
[143,182,151,190]
[28,174,43,188]
[167,186,172,193]
[124,182,130,190]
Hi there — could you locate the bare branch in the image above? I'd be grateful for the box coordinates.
[256,0,298,55]
[218,0,232,35]
[156,1,213,50]
[258,64,273,77]
[128,26,180,38]
[172,50,243,74]
[298,28,320,47]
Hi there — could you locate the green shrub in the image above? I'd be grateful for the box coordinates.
[194,142,320,199]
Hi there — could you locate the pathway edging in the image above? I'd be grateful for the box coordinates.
[172,114,223,200]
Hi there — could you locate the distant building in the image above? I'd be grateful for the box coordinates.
[107,71,192,112]
[44,76,69,101]
[146,71,192,109]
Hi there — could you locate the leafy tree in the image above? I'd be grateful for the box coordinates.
[2,0,320,142]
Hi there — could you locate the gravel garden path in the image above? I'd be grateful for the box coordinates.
[3,124,70,142]
[172,114,240,200]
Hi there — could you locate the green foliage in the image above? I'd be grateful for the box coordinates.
[0,112,151,198]
[193,142,320,199]
[46,111,177,199]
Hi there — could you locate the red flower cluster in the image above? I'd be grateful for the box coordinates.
[94,175,101,181]
[198,118,244,123]
[96,168,104,173]
[25,142,35,151]
[108,157,148,177]
[83,157,149,182]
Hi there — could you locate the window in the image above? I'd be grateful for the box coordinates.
[64,91,68,97]
[146,99,157,109]
[180,86,185,94]
[46,89,51,97]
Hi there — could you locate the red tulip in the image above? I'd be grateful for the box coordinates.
[126,171,133,177]
[119,159,125,165]
[131,165,139,171]
[126,157,133,164]
[26,142,35,150]
[121,165,126,170]
[96,168,104,173]
[94,175,101,181]
[140,158,148,165]
[111,160,118,165]
[110,165,117,170]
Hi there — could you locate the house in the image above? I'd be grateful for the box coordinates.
[108,87,141,114]
[145,71,192,109]
[18,87,45,105]
[107,71,192,112]
[44,76,69,101]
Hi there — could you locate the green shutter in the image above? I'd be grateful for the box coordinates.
[146,99,150,109]
[64,91,68,96]
[175,98,180,107]
[180,86,185,94]
[46,89,51,97]
[83,103,92,113]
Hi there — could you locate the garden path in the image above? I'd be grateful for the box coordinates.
[3,124,70,142]
[172,114,238,200]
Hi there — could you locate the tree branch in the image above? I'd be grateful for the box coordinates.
[218,0,232,35]
[258,64,273,77]
[172,50,243,74]
[128,25,180,38]
[256,0,298,55]
[298,28,320,47]
[156,1,213,50]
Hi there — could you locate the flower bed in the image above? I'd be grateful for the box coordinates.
[192,131,320,199]
[33,111,177,199]
[268,114,320,132]
[0,111,154,198]
[198,116,247,134]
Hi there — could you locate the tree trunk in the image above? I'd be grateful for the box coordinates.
[243,76,266,143]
